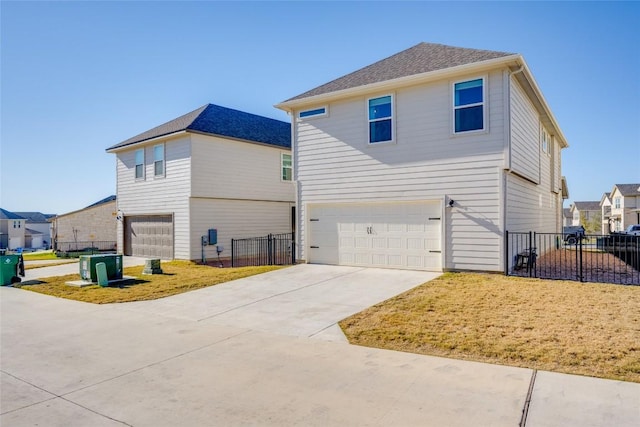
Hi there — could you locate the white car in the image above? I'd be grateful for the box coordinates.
[624,224,640,236]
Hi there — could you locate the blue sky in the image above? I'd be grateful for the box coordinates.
[1,1,639,214]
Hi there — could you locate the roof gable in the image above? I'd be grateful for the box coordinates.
[283,42,514,102]
[572,201,601,212]
[613,183,640,197]
[13,212,56,223]
[107,104,290,151]
[0,208,24,220]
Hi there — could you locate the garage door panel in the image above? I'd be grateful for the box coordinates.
[308,202,442,271]
[124,215,173,259]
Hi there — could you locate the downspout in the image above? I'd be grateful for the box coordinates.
[503,63,525,270]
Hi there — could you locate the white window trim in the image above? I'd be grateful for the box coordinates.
[452,75,487,135]
[153,144,165,178]
[281,152,292,182]
[367,93,395,145]
[541,127,551,156]
[298,106,328,119]
[135,148,145,181]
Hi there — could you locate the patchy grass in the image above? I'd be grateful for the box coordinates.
[21,251,59,261]
[340,272,640,383]
[16,261,285,304]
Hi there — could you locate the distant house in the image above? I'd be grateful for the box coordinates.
[50,196,117,252]
[563,208,573,228]
[106,104,294,260]
[599,193,612,234]
[0,208,26,250]
[607,184,640,232]
[14,212,55,248]
[276,42,569,272]
[569,201,601,232]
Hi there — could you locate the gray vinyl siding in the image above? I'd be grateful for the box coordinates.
[295,70,506,272]
[115,135,192,259]
[189,198,294,261]
[190,134,294,202]
[510,77,540,183]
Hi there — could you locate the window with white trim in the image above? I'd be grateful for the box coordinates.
[135,149,145,180]
[154,144,165,177]
[281,153,292,181]
[541,128,550,155]
[453,78,485,133]
[614,197,621,209]
[368,95,393,143]
[299,107,327,119]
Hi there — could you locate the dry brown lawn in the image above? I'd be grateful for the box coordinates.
[17,261,285,304]
[340,272,640,383]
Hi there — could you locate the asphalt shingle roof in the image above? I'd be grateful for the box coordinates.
[107,104,291,151]
[0,208,24,220]
[573,201,601,212]
[614,184,640,197]
[284,42,515,102]
[85,195,116,209]
[14,212,56,223]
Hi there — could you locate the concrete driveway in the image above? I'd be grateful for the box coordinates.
[2,264,639,426]
[111,264,439,341]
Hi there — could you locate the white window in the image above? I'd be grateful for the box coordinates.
[135,149,145,180]
[614,197,621,209]
[281,153,292,181]
[453,77,485,133]
[154,144,165,177]
[299,107,327,119]
[541,128,550,155]
[368,95,393,143]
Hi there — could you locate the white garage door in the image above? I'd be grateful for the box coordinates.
[124,215,174,259]
[307,202,442,271]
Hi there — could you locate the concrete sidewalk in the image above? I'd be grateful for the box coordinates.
[1,265,638,426]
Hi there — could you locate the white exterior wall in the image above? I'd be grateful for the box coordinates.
[190,134,293,202]
[509,78,540,183]
[115,135,192,259]
[190,198,294,261]
[295,70,506,271]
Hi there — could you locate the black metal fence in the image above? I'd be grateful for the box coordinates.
[55,241,117,257]
[506,231,640,285]
[231,233,295,267]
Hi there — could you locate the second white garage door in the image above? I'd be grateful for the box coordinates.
[307,201,442,271]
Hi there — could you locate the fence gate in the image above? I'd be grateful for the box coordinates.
[231,232,295,267]
[506,231,640,285]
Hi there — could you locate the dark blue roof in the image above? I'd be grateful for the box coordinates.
[85,195,116,209]
[107,104,290,151]
[0,208,25,220]
[14,212,56,223]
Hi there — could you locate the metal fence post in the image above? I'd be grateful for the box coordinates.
[231,238,235,267]
[505,230,509,276]
[268,234,273,265]
[578,236,583,282]
[528,231,533,277]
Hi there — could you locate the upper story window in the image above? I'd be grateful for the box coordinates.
[299,107,327,119]
[614,197,621,209]
[368,95,393,143]
[13,220,21,229]
[281,153,292,181]
[541,128,551,155]
[135,149,145,180]
[154,144,165,177]
[453,78,485,133]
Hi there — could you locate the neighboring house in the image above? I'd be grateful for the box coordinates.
[106,104,294,260]
[608,184,640,232]
[50,196,117,252]
[276,42,569,272]
[0,208,26,250]
[14,212,56,248]
[569,201,601,233]
[600,192,612,234]
[563,208,573,228]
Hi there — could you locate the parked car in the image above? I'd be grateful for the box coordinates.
[623,224,640,236]
[563,225,586,245]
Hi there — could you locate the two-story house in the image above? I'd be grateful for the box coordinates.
[608,184,640,232]
[569,201,601,233]
[0,208,26,250]
[106,104,294,260]
[600,192,612,234]
[276,42,568,272]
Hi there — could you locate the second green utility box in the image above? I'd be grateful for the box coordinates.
[79,254,123,282]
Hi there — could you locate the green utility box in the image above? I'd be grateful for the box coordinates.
[0,255,22,286]
[79,254,123,283]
